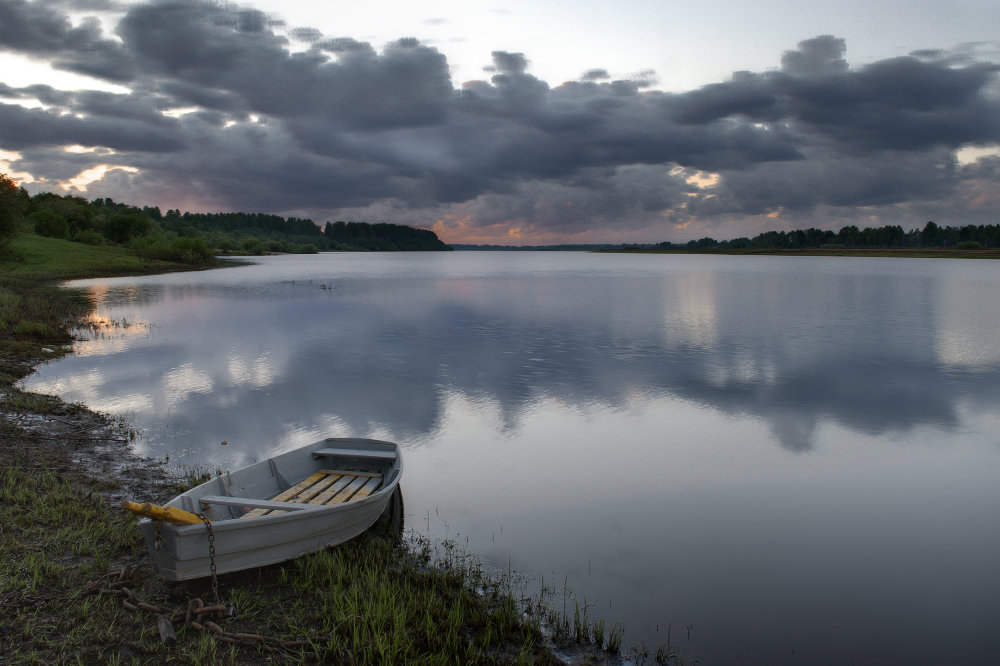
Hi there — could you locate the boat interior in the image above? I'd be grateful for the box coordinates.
[176,446,399,521]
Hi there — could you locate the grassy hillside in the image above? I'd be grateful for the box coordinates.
[4,233,200,281]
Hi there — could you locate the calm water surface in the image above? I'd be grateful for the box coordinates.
[23,252,1000,664]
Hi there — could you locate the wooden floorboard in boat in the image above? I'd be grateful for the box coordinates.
[306,475,355,506]
[308,475,355,505]
[326,476,369,504]
[240,470,385,518]
[242,471,330,518]
[292,473,343,503]
[348,477,383,502]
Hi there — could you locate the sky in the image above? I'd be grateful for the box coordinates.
[1,0,999,245]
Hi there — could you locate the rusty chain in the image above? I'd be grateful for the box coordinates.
[196,513,219,604]
[81,567,324,651]
[154,513,217,602]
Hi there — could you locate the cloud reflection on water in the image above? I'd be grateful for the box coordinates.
[24,254,1000,460]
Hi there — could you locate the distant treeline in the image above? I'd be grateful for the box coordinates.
[450,244,622,251]
[0,182,450,265]
[669,221,1000,251]
[150,208,450,252]
[322,220,451,251]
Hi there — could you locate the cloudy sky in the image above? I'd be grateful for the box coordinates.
[1,0,999,244]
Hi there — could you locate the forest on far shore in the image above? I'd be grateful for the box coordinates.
[664,221,999,251]
[0,176,450,265]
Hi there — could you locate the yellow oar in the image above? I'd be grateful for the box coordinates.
[122,500,204,525]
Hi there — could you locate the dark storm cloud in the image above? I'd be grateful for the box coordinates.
[581,69,610,81]
[460,164,694,233]
[289,27,322,43]
[0,0,88,52]
[0,0,135,80]
[1,2,998,238]
[780,34,848,77]
[311,37,377,57]
[687,147,958,218]
[667,37,1000,153]
[36,0,125,9]
[0,100,181,151]
[154,81,247,113]
[12,143,121,181]
[0,82,74,106]
[778,58,1000,152]
[670,71,781,125]
[115,1,453,129]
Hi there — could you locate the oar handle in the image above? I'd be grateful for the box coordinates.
[122,500,204,525]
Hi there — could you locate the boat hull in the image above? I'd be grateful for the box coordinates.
[136,438,402,581]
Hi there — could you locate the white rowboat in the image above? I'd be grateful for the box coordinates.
[128,437,403,581]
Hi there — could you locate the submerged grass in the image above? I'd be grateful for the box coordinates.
[0,232,628,664]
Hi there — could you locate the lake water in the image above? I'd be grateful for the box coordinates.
[23,252,1000,664]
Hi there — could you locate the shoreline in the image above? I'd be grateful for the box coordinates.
[0,236,632,664]
[599,247,1000,258]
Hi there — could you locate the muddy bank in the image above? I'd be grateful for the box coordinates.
[0,389,180,506]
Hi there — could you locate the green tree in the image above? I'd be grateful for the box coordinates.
[242,236,265,255]
[686,237,720,250]
[29,209,71,239]
[0,172,23,247]
[920,221,941,247]
[104,211,151,244]
[171,237,213,263]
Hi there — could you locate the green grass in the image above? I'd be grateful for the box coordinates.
[0,459,564,663]
[0,277,84,387]
[2,233,195,281]
[0,466,142,592]
[0,463,147,662]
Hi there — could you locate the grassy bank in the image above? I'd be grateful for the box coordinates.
[1,234,626,664]
[1,235,211,388]
[0,460,559,663]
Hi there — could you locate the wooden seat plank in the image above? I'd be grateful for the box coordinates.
[202,496,321,512]
[312,448,396,461]
[318,468,383,479]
